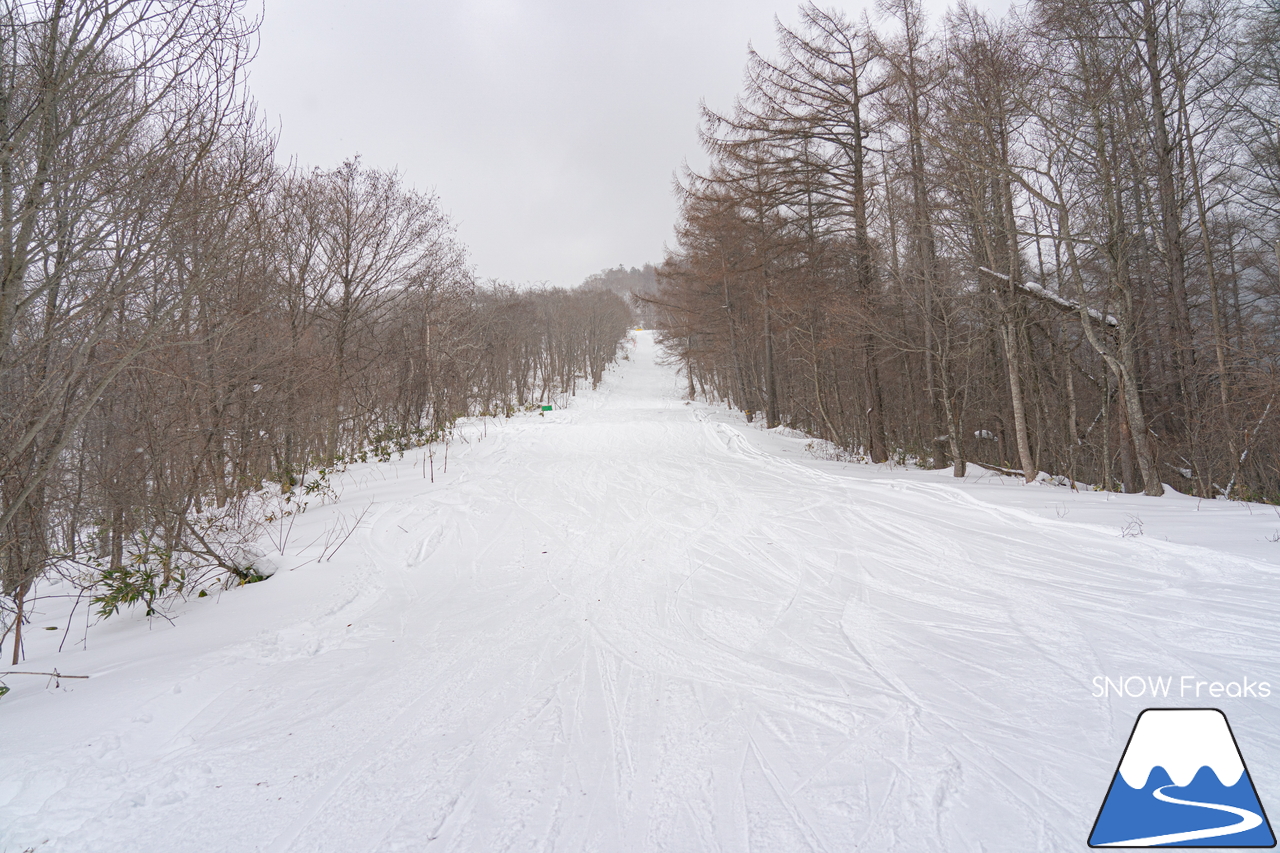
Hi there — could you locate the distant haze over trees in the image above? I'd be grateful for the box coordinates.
[656,0,1280,501]
[582,265,660,327]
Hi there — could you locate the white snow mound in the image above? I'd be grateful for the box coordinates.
[1118,709,1245,789]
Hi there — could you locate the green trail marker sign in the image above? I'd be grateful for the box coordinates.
[541,405,553,412]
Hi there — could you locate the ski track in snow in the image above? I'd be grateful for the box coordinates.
[3,331,1280,851]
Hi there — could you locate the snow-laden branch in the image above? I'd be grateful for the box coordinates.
[979,267,1118,328]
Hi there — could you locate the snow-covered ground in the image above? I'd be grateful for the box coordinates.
[4,331,1280,851]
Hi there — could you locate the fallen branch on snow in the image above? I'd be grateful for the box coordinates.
[969,460,1027,477]
[2,670,89,679]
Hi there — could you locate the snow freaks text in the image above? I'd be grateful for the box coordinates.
[1092,676,1272,699]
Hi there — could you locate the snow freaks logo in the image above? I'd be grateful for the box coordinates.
[1088,708,1276,847]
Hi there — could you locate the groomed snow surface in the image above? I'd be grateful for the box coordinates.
[3,331,1280,852]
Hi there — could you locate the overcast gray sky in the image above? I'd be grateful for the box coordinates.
[250,0,1007,289]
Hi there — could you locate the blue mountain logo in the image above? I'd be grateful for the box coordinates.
[1089,708,1275,847]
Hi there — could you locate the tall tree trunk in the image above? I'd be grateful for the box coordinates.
[1000,322,1037,481]
[1142,0,1199,463]
[763,283,779,429]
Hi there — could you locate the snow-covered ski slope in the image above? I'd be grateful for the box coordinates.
[4,331,1280,852]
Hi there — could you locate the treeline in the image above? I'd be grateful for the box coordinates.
[0,0,632,660]
[582,264,662,327]
[655,0,1280,500]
